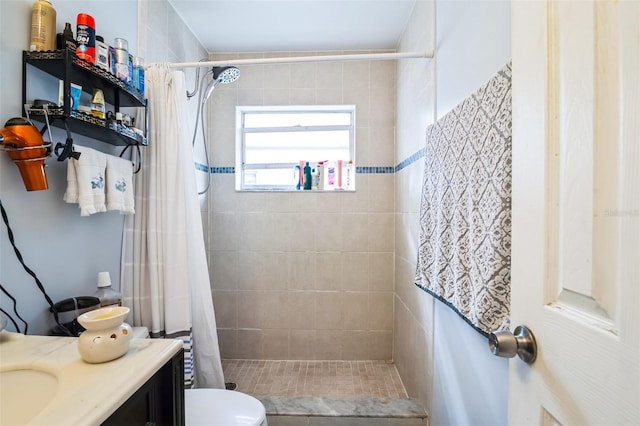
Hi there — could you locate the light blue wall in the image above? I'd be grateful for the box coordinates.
[0,0,137,335]
[431,1,511,425]
[395,1,512,425]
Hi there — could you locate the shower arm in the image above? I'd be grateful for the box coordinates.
[186,58,212,99]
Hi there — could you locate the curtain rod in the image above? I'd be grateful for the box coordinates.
[158,50,433,69]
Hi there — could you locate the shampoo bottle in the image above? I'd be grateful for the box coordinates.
[345,160,354,190]
[317,162,325,190]
[326,161,336,190]
[303,162,312,190]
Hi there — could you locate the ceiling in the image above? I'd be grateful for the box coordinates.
[168,0,417,53]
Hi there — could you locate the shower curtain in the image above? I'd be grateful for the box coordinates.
[120,65,225,389]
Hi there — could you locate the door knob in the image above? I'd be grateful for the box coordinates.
[488,325,537,364]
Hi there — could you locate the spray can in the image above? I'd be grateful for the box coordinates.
[114,38,130,83]
[76,13,95,62]
[30,0,56,52]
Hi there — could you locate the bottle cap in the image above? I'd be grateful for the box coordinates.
[63,23,74,36]
[114,38,128,51]
[97,272,112,288]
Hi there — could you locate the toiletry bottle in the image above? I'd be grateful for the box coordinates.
[294,164,301,190]
[76,13,95,62]
[133,57,145,95]
[326,162,336,190]
[94,35,110,71]
[304,162,312,190]
[317,161,325,190]
[56,22,76,51]
[336,159,344,190]
[30,0,56,52]
[114,38,129,82]
[127,53,134,86]
[90,89,105,119]
[93,272,122,307]
[345,160,354,190]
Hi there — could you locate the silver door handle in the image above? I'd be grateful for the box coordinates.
[488,325,537,364]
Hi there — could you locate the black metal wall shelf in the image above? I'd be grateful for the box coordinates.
[22,49,147,148]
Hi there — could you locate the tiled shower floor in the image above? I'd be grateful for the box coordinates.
[221,359,408,399]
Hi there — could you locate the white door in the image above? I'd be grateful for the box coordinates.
[510,0,639,425]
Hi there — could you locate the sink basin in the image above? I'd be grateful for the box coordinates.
[0,368,58,424]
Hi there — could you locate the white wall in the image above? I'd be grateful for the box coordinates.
[431,2,511,424]
[394,1,511,425]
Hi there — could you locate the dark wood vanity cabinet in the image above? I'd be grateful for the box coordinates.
[102,349,185,426]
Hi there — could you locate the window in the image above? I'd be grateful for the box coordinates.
[236,105,355,191]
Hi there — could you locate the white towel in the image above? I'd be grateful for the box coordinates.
[63,146,107,216]
[105,154,135,215]
[63,156,79,204]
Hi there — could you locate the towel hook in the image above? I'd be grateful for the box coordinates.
[119,143,141,174]
[54,121,81,161]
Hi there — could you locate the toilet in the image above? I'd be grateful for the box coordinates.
[132,327,267,426]
[185,389,267,426]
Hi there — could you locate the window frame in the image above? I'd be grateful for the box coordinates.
[235,105,356,191]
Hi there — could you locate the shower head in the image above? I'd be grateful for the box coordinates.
[201,66,240,105]
[212,66,240,85]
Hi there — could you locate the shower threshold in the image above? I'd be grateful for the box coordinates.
[221,359,428,425]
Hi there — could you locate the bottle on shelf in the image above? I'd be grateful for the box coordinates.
[56,22,76,51]
[76,13,95,63]
[30,0,56,52]
[303,162,312,190]
[93,272,122,308]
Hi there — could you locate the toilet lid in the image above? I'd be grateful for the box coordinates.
[185,389,266,426]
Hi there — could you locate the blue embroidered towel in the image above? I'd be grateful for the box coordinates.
[63,145,107,216]
[106,154,134,215]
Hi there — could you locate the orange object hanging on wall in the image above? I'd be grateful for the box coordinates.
[0,117,51,191]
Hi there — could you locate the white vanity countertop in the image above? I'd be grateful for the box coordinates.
[0,330,182,425]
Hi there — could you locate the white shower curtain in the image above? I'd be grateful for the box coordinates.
[120,64,225,389]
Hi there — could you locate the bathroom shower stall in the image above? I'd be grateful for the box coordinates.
[189,48,423,422]
[159,0,511,424]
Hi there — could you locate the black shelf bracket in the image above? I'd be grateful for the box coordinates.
[53,120,80,161]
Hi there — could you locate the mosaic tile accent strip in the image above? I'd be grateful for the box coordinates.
[194,162,209,173]
[395,147,426,172]
[222,360,408,399]
[195,164,405,174]
[212,166,235,174]
[356,166,395,174]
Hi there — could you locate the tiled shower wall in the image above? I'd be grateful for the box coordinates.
[137,1,206,76]
[203,51,397,360]
[393,0,436,416]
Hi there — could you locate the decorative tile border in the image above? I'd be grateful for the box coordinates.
[194,163,209,173]
[195,152,424,175]
[356,166,395,174]
[211,166,235,174]
[395,147,426,172]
